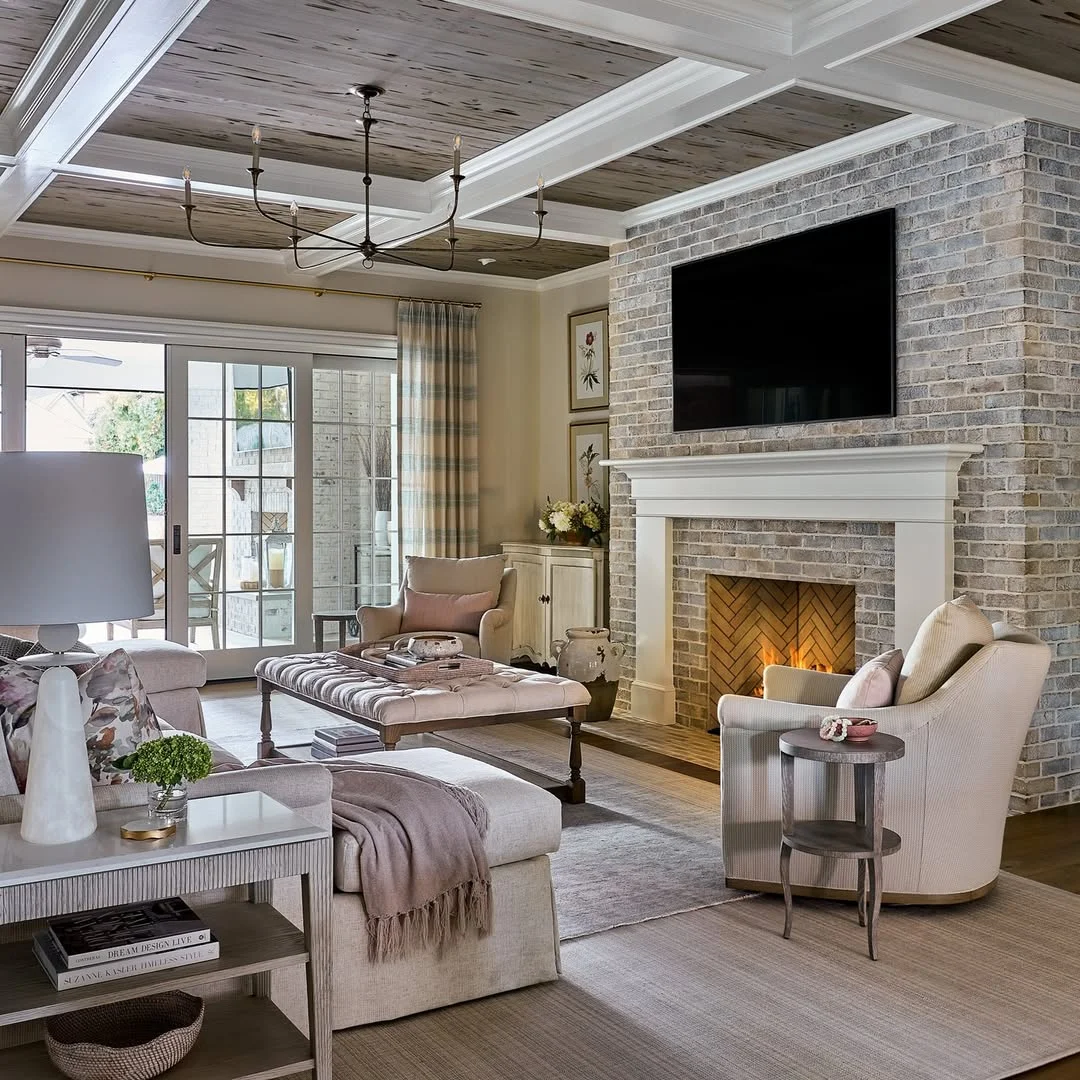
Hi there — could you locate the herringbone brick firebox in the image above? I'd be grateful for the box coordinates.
[707,575,856,713]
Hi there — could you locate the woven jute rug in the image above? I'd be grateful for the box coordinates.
[328,872,1080,1080]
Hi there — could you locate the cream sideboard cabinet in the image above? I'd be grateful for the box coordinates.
[501,543,607,666]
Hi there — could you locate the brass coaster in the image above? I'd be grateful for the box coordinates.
[120,818,177,840]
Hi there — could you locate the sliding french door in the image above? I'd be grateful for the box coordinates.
[166,346,312,680]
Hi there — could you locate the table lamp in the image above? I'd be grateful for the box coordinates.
[0,452,154,845]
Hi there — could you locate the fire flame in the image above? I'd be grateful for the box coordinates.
[751,640,833,697]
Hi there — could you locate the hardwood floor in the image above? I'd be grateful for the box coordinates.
[1001,804,1080,1079]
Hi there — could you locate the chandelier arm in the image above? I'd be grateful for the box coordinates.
[291,243,377,272]
[374,245,456,272]
[185,207,290,251]
[249,186,368,250]
[453,213,547,254]
[363,182,463,249]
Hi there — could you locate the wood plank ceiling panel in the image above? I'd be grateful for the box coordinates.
[22,177,349,247]
[546,89,904,212]
[0,0,66,110]
[396,226,609,278]
[921,0,1080,83]
[93,0,666,183]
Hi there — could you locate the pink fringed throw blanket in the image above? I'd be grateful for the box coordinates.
[323,762,491,962]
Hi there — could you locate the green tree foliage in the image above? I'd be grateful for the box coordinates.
[91,393,165,460]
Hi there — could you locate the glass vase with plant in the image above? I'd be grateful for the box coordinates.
[357,428,394,514]
[538,498,609,546]
[121,735,214,824]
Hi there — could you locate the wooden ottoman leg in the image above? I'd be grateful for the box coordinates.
[381,729,401,751]
[258,679,276,760]
[565,705,586,804]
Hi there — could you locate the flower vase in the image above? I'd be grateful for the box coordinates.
[148,784,188,824]
[551,627,624,723]
[558,530,589,546]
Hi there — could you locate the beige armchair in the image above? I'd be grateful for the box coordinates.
[717,624,1050,904]
[358,554,517,663]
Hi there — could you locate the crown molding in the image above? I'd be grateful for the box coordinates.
[623,113,948,228]
[534,259,612,293]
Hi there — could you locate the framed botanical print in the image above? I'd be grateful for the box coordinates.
[569,420,609,508]
[568,307,609,411]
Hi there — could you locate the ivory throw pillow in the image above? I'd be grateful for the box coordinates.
[895,595,993,705]
[0,648,162,793]
[400,588,497,635]
[836,649,904,710]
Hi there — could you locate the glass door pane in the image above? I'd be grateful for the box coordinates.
[312,360,398,647]
[185,356,295,652]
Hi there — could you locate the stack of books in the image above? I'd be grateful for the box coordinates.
[33,897,218,991]
[310,724,384,759]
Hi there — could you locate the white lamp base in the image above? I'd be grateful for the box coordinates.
[20,664,97,845]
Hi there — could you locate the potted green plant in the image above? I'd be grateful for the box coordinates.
[122,735,214,824]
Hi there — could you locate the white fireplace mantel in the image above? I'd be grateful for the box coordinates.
[604,443,984,725]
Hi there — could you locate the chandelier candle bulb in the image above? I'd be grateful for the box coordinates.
[251,125,261,169]
[537,175,544,213]
[453,134,461,174]
[182,167,191,204]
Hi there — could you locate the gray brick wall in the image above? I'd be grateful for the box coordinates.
[607,120,1080,810]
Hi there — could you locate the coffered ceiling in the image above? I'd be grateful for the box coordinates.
[922,0,1080,84]
[1,0,1079,282]
[0,0,66,111]
[548,89,902,212]
[95,0,666,182]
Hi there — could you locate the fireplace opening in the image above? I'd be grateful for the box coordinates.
[707,575,856,709]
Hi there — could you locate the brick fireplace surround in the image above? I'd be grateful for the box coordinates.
[605,120,1080,812]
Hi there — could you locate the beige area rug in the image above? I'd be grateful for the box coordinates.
[323,873,1080,1080]
[201,689,742,938]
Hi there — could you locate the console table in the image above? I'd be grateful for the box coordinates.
[779,727,905,960]
[0,791,333,1079]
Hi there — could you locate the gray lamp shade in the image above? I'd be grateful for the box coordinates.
[0,452,155,625]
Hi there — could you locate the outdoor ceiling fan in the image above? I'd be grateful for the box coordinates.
[27,337,122,367]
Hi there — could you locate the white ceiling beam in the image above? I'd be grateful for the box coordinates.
[437,0,788,69]
[841,39,1080,129]
[791,0,1002,60]
[0,0,213,235]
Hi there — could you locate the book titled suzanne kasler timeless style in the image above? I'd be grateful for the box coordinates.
[33,931,219,990]
[47,897,210,968]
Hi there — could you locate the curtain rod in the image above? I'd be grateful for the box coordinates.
[0,255,483,308]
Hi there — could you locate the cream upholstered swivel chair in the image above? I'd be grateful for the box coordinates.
[717,600,1051,904]
[357,553,517,663]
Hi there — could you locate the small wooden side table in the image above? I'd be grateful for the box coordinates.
[312,609,358,651]
[779,727,905,960]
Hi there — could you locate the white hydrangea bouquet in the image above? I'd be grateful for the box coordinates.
[539,497,609,546]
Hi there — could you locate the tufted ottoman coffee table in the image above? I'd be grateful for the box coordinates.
[254,653,592,803]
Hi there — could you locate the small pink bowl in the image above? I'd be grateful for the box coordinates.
[844,719,878,740]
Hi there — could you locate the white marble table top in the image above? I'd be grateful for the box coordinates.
[0,791,327,889]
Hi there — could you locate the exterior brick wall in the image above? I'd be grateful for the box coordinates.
[607,120,1080,810]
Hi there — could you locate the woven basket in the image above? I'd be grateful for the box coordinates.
[45,991,204,1080]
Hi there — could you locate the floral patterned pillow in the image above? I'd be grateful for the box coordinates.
[0,649,162,793]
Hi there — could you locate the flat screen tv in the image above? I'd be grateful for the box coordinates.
[671,208,896,432]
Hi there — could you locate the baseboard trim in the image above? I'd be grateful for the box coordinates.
[725,876,998,906]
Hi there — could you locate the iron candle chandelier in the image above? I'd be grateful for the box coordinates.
[181,85,548,272]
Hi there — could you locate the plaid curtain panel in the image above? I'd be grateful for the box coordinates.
[397,300,480,558]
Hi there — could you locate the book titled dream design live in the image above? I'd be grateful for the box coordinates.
[47,897,210,968]
[33,931,219,990]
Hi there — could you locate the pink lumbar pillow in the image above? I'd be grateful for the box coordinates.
[400,588,497,636]
[835,649,904,710]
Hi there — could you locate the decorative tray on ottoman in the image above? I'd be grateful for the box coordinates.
[335,642,494,685]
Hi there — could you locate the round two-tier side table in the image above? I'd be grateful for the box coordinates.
[779,727,906,960]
